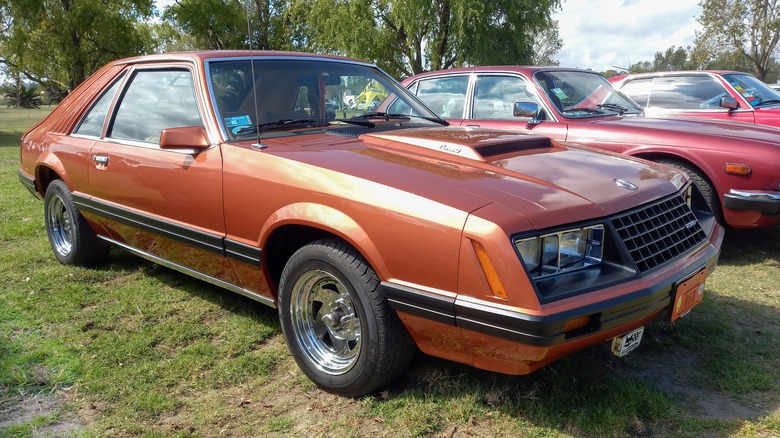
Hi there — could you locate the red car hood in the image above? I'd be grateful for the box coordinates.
[579,115,780,150]
[269,126,686,230]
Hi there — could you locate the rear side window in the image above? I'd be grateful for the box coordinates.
[415,76,469,118]
[109,69,203,143]
[618,78,653,107]
[73,76,124,137]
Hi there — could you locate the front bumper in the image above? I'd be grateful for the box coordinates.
[383,222,723,349]
[724,189,780,215]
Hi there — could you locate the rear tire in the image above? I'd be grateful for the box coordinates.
[656,159,725,226]
[278,239,415,397]
[43,179,109,266]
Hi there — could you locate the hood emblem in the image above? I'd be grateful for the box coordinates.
[614,179,638,191]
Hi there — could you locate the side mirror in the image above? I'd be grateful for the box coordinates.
[720,96,739,110]
[514,101,543,125]
[159,126,210,150]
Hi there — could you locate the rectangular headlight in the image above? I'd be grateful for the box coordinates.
[514,225,604,279]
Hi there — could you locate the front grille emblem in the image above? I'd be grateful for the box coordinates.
[614,179,638,191]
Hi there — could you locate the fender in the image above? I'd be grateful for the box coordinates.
[35,152,72,193]
[259,202,390,278]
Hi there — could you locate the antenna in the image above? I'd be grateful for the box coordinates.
[245,1,266,149]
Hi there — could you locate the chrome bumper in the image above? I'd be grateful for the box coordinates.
[723,189,780,214]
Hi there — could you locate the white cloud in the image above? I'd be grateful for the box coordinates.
[553,0,702,71]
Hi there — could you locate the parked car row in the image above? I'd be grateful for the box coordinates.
[22,50,776,398]
[396,66,780,230]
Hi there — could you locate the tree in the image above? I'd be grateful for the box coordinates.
[653,46,694,71]
[694,0,780,80]
[0,0,156,93]
[288,0,562,79]
[161,0,298,51]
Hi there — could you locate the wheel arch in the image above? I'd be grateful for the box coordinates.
[260,203,387,297]
[630,151,721,194]
[34,153,72,196]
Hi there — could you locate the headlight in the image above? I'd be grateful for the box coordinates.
[514,225,604,279]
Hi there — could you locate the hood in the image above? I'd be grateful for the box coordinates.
[265,126,686,231]
[581,115,780,150]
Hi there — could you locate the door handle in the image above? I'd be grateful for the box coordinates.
[466,124,480,128]
[92,155,109,166]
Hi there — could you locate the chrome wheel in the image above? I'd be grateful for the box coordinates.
[289,270,362,375]
[47,194,73,257]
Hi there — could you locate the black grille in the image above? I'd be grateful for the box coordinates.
[611,192,707,273]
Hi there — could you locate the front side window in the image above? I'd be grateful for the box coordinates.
[73,74,125,137]
[646,76,727,110]
[110,69,203,143]
[473,76,539,119]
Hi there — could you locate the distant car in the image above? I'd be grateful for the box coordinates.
[18,51,723,397]
[398,66,780,229]
[609,70,780,128]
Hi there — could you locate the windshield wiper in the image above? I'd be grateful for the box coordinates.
[235,119,331,135]
[596,103,631,114]
[755,99,780,107]
[351,112,449,126]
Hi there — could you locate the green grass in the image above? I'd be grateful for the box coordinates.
[1,107,779,437]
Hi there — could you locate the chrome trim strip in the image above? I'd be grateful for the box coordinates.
[102,237,276,308]
[729,189,780,200]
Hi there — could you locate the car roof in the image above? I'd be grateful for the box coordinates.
[112,50,370,66]
[403,65,597,81]
[616,70,753,79]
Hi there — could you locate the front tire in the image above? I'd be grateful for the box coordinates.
[278,239,414,397]
[656,159,725,226]
[43,179,109,266]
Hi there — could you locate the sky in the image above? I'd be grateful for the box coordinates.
[552,0,703,71]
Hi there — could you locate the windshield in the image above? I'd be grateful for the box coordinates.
[722,73,780,108]
[533,70,643,118]
[206,58,443,140]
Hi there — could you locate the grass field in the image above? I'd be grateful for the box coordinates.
[1,107,778,437]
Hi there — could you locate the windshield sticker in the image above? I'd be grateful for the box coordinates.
[224,115,252,128]
[551,87,569,100]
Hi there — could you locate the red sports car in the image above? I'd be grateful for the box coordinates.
[19,52,723,396]
[399,67,780,229]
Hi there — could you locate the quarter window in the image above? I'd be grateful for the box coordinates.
[110,69,203,143]
[74,75,124,137]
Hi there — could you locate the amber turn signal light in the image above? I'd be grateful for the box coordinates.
[564,314,593,333]
[471,240,508,300]
[724,163,751,175]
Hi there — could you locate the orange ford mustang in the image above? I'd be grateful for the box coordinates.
[18,51,724,396]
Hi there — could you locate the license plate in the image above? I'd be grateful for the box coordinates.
[671,268,707,321]
[611,326,644,357]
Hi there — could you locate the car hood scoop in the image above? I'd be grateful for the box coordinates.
[365,126,554,161]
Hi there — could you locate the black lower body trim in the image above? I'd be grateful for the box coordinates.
[383,241,720,348]
[72,194,262,265]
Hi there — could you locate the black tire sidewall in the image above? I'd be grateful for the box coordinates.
[43,179,106,266]
[278,242,381,395]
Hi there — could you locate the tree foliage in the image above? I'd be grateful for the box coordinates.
[289,0,562,79]
[0,0,156,94]
[161,0,301,51]
[694,0,780,80]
